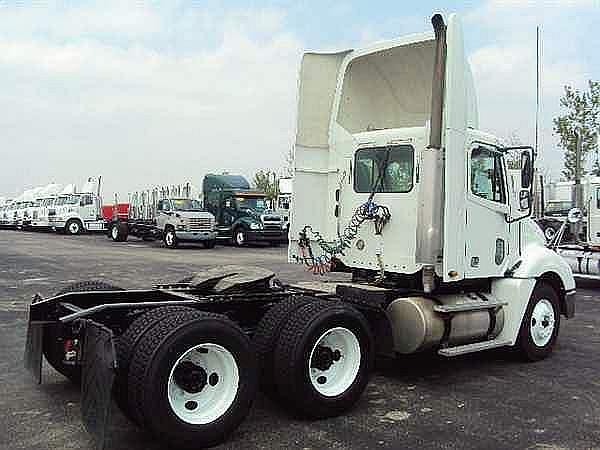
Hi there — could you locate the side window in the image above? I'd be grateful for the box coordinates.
[81,195,93,206]
[471,146,506,203]
[163,200,171,211]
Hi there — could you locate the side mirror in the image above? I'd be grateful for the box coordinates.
[521,151,532,189]
[519,189,531,211]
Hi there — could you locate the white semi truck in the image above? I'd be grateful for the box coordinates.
[108,183,218,249]
[26,14,575,450]
[550,179,600,279]
[49,179,107,235]
[30,183,62,230]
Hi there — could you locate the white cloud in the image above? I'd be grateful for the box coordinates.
[0,3,302,199]
[465,0,598,179]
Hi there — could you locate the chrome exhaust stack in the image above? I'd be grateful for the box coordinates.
[415,14,447,292]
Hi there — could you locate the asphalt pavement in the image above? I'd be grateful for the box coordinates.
[1,230,599,450]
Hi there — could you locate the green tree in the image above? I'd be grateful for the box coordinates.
[553,80,600,180]
[253,170,279,201]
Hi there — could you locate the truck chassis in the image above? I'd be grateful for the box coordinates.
[24,265,572,449]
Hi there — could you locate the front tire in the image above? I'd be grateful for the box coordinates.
[65,219,82,235]
[127,311,258,449]
[273,300,373,418]
[203,239,216,249]
[516,282,561,361]
[233,228,246,247]
[164,228,178,248]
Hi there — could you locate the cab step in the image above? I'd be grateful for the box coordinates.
[433,300,507,314]
[438,339,512,357]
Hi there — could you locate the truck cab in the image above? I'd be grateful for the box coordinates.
[290,13,574,358]
[50,180,106,235]
[155,197,217,248]
[203,174,286,246]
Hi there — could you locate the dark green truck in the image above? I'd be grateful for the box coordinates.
[202,174,287,246]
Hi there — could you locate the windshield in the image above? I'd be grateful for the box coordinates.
[171,199,202,211]
[235,196,267,212]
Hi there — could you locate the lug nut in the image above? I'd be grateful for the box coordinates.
[317,376,327,384]
[185,401,198,411]
[209,373,219,386]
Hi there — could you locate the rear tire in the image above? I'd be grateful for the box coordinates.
[273,300,373,418]
[114,306,199,421]
[110,222,128,242]
[252,296,312,394]
[43,281,122,383]
[127,310,258,449]
[516,282,561,362]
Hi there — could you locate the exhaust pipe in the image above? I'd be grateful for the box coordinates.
[415,14,447,290]
[428,14,447,150]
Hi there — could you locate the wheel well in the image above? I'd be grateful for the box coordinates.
[538,272,567,316]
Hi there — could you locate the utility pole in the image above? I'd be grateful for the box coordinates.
[573,131,584,241]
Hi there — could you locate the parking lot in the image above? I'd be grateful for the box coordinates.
[1,230,600,450]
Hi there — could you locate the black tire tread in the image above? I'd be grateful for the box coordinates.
[45,281,122,382]
[127,309,221,427]
[252,296,312,392]
[114,306,197,418]
[273,300,335,399]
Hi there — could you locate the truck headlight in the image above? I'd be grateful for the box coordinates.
[250,222,262,230]
[177,224,185,231]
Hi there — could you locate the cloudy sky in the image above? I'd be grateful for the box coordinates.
[0,0,598,200]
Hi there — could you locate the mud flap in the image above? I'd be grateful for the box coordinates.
[81,320,116,450]
[24,321,44,384]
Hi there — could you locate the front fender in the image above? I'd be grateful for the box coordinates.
[513,243,575,292]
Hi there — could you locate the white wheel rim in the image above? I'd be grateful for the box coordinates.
[167,343,239,425]
[166,232,174,246]
[111,226,118,239]
[236,231,244,245]
[308,327,361,397]
[69,222,79,234]
[544,227,556,240]
[530,299,556,347]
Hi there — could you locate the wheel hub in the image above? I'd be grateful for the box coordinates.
[530,299,555,347]
[308,327,361,397]
[311,345,341,371]
[173,361,208,393]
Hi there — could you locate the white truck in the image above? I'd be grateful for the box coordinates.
[25,14,575,450]
[49,179,107,235]
[536,178,600,241]
[550,179,600,279]
[108,183,218,249]
[30,183,62,230]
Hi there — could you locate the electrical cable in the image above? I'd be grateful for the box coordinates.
[294,147,392,276]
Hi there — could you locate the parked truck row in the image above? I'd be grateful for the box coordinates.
[25,13,576,450]
[2,174,288,248]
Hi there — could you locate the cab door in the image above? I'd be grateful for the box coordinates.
[156,200,170,229]
[465,143,511,277]
[80,195,96,220]
[588,185,600,245]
